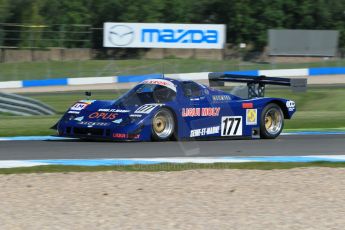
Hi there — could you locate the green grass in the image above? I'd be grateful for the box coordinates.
[0,115,59,136]
[1,58,345,81]
[26,90,124,113]
[265,86,345,129]
[1,162,345,174]
[0,90,126,136]
[0,86,345,137]
[266,86,345,111]
[285,111,345,129]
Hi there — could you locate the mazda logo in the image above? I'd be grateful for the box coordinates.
[108,25,134,46]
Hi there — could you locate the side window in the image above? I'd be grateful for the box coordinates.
[182,82,203,97]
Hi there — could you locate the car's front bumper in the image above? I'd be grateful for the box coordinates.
[56,122,152,141]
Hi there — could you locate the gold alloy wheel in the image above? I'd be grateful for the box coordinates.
[152,109,174,140]
[264,108,283,135]
[265,116,273,130]
[153,116,166,133]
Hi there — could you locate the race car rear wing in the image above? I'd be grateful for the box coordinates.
[208,73,307,98]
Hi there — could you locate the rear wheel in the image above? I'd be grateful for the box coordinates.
[152,108,175,141]
[260,103,284,139]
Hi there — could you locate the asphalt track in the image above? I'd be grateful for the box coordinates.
[0,134,344,160]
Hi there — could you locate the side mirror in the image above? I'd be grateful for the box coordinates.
[85,91,92,97]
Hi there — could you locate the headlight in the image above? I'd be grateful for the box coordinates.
[129,116,143,124]
[62,114,77,122]
[112,117,131,126]
[114,116,142,126]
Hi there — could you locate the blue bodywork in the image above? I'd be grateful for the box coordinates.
[55,78,296,141]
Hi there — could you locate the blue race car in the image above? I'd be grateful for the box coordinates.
[53,73,306,141]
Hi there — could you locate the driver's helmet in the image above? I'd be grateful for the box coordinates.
[153,85,175,102]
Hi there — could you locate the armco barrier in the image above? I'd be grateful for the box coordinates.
[0,67,344,89]
[0,92,56,115]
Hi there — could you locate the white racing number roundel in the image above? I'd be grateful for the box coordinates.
[221,116,242,136]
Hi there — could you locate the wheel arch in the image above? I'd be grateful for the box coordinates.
[265,100,290,119]
[151,105,178,141]
[260,102,285,139]
[160,106,178,140]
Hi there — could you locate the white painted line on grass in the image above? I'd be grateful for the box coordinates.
[259,68,308,77]
[0,161,49,168]
[67,76,115,85]
[0,81,23,89]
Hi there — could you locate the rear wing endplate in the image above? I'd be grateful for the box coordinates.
[208,73,307,98]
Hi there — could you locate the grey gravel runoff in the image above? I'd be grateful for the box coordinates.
[0,168,344,229]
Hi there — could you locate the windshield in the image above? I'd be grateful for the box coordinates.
[114,84,177,107]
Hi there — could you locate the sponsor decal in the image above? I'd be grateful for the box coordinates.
[182,107,220,117]
[103,23,225,49]
[142,29,218,44]
[77,121,110,127]
[246,109,257,125]
[130,114,143,118]
[98,109,130,113]
[88,112,117,120]
[135,104,160,114]
[140,79,176,92]
[113,133,140,139]
[242,102,253,109]
[74,116,84,122]
[190,126,220,137]
[221,116,243,136]
[212,95,231,101]
[202,107,221,116]
[286,100,296,112]
[67,110,80,114]
[71,103,89,111]
[108,25,134,46]
[70,100,95,111]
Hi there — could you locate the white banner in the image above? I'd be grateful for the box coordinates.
[103,22,226,49]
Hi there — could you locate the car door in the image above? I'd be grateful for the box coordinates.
[180,82,221,138]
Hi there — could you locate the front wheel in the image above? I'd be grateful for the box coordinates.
[151,108,175,141]
[260,103,284,139]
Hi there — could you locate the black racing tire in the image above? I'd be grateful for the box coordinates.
[151,108,176,141]
[260,103,284,139]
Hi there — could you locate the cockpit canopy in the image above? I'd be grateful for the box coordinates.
[115,79,177,107]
